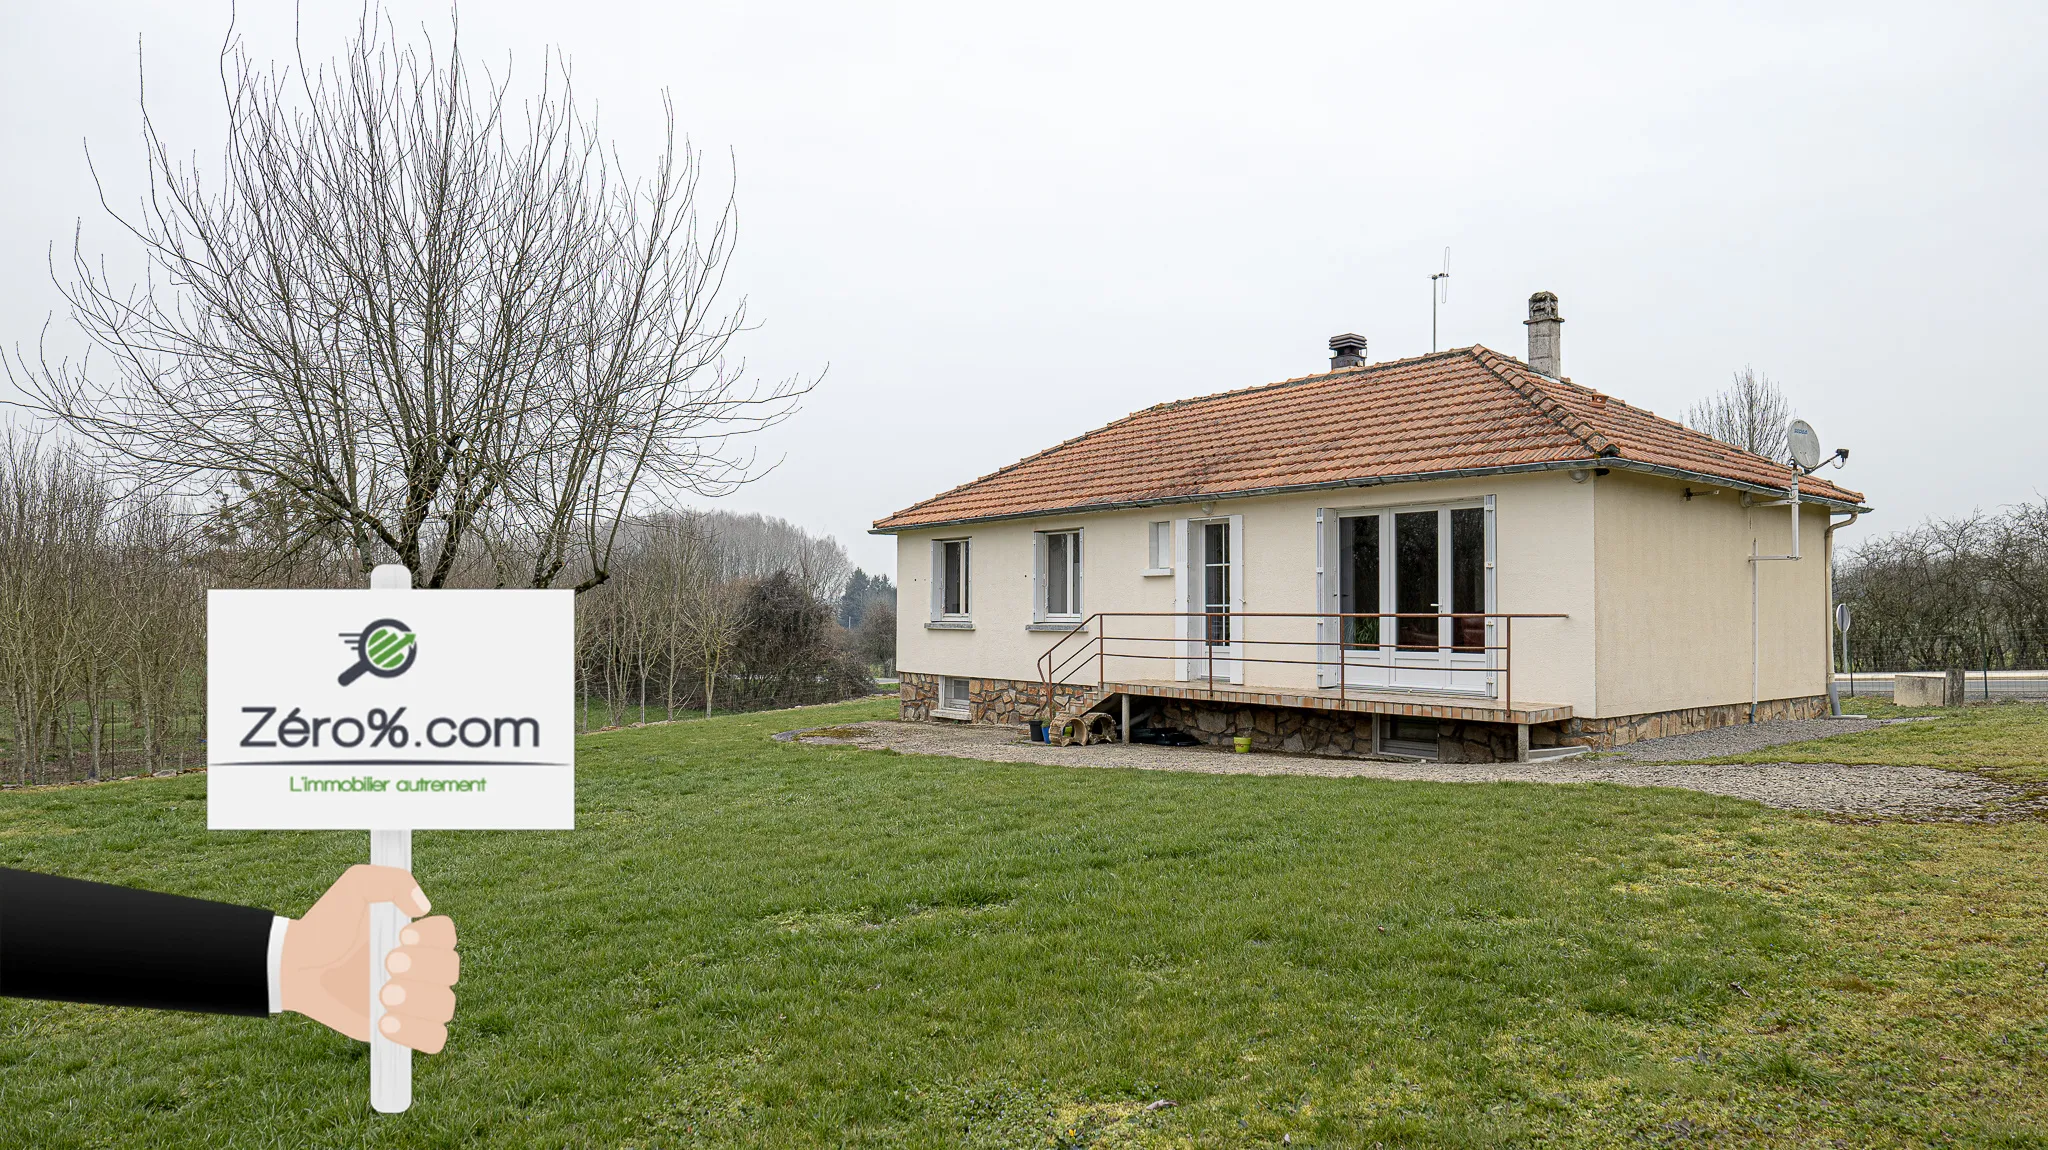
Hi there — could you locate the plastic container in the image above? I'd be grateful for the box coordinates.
[1232,735,1252,754]
[1028,719,1047,743]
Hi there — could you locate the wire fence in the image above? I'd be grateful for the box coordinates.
[1837,628,2048,678]
[1834,629,2048,700]
[1835,672,2048,701]
[4,684,891,790]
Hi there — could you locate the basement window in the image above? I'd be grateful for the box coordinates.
[1381,717,1439,759]
[937,676,972,718]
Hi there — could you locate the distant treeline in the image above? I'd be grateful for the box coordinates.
[1834,498,2048,672]
[574,514,897,725]
[0,434,892,784]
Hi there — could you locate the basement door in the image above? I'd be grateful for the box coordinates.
[1316,499,1495,695]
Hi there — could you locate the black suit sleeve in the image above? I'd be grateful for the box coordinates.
[0,868,274,1017]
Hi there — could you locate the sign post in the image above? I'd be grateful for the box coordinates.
[1836,602,1854,702]
[367,565,412,1112]
[207,565,574,1114]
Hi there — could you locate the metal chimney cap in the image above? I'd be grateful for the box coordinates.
[1327,333,1369,370]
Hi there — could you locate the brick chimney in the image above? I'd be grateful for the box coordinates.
[1524,292,1562,376]
[1328,333,1368,370]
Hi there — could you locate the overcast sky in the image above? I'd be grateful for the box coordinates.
[4,1,2042,577]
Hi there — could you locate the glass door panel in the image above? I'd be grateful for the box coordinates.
[1338,514,1380,648]
[1394,511,1440,651]
[1202,522,1231,645]
[1450,507,1486,651]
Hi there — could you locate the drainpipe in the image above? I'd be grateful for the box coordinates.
[1823,509,1862,716]
[1749,477,1802,723]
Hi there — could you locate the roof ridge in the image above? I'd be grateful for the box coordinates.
[1469,347,1619,459]
[870,348,1486,528]
[1140,346,1477,417]
[1478,349,1860,502]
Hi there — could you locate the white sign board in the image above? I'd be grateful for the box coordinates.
[208,589,575,830]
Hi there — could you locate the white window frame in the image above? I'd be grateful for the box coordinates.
[936,675,972,718]
[930,538,972,623]
[1034,528,1084,622]
[1143,521,1174,576]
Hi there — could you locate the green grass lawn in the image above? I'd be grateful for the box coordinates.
[3,700,2046,1147]
[1701,700,2048,782]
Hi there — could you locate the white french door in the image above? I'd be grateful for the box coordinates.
[1179,516,1243,683]
[1317,499,1494,695]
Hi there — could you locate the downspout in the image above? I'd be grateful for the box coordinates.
[1823,508,1863,716]
[1749,476,1802,723]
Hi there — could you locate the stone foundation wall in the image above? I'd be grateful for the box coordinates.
[899,672,1091,724]
[903,674,1831,761]
[1541,694,1830,750]
[899,671,940,721]
[1146,701,1515,762]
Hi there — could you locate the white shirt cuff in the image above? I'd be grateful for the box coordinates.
[266,916,290,1014]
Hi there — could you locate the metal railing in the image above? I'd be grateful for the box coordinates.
[1035,611,1569,720]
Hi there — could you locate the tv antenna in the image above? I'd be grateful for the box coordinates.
[1430,247,1451,352]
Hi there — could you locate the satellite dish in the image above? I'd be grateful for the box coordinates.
[1787,419,1822,470]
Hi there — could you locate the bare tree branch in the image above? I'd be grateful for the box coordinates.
[7,5,812,590]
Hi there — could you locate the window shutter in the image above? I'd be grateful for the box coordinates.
[1228,515,1246,611]
[1316,509,1333,688]
[1032,532,1046,621]
[1484,494,1498,692]
[1073,529,1083,616]
[1172,518,1191,681]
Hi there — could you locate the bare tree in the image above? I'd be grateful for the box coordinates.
[679,574,753,718]
[1835,497,2048,672]
[856,600,897,675]
[698,510,852,601]
[11,8,809,592]
[1686,366,1793,461]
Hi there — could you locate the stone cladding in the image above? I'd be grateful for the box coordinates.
[899,672,1091,724]
[903,671,1831,763]
[1543,695,1830,750]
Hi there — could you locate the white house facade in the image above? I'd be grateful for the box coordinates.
[875,295,1866,761]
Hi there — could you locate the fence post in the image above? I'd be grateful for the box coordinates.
[1504,616,1513,713]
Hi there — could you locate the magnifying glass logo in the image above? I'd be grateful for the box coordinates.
[338,618,418,686]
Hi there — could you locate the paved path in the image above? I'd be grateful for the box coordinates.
[785,720,2043,822]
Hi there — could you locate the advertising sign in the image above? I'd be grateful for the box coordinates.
[207,588,575,830]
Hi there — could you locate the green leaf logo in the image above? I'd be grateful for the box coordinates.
[339,619,418,686]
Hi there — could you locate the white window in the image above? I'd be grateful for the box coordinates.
[940,676,972,715]
[1145,521,1173,574]
[1035,530,1083,620]
[931,538,971,619]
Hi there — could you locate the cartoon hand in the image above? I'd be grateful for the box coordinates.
[278,864,458,1053]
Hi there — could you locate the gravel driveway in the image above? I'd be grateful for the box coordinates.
[784,719,2043,822]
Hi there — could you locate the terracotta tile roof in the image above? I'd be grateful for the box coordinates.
[873,346,1866,531]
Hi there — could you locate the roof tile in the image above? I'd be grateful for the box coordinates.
[874,347,1863,530]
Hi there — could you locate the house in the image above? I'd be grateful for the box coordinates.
[872,293,1868,762]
